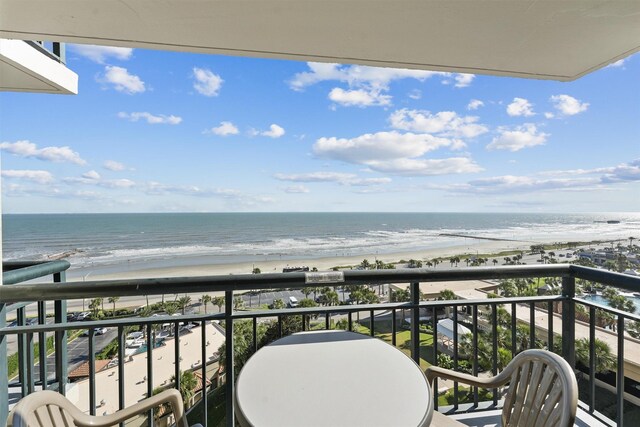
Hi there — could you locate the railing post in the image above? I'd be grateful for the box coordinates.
[0,302,8,426]
[17,307,27,397]
[410,282,420,364]
[54,271,67,395]
[52,42,66,64]
[561,276,576,368]
[225,290,234,427]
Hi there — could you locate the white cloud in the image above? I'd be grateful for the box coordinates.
[289,62,470,108]
[408,90,422,100]
[284,185,310,193]
[274,172,391,186]
[608,59,626,68]
[289,62,440,91]
[99,66,145,94]
[328,88,391,107]
[1,169,54,184]
[435,160,640,195]
[0,140,86,165]
[389,109,488,138]
[82,170,101,180]
[117,112,182,125]
[64,175,136,188]
[208,121,239,136]
[313,131,481,176]
[506,98,535,117]
[443,175,600,194]
[261,124,286,138]
[454,73,475,88]
[544,112,555,119]
[365,157,482,176]
[550,95,589,116]
[487,124,549,152]
[103,160,126,171]
[314,131,454,163]
[599,159,640,183]
[467,99,484,110]
[192,67,223,97]
[70,45,133,64]
[441,73,476,88]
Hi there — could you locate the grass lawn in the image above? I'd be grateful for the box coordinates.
[345,316,436,371]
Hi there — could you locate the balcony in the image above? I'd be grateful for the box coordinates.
[1,262,639,426]
[0,38,77,94]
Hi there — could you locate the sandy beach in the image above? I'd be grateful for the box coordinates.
[75,239,534,282]
[33,237,584,317]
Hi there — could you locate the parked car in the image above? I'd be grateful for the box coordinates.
[76,311,91,321]
[287,296,299,308]
[82,327,108,336]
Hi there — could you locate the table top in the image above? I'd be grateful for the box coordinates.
[235,330,433,427]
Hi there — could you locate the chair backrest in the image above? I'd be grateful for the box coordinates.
[501,349,578,427]
[10,390,85,427]
[10,389,190,427]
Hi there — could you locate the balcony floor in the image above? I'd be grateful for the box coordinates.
[436,403,615,426]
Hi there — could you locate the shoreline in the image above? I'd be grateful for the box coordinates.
[66,237,611,282]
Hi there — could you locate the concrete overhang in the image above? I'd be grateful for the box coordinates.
[1,1,639,81]
[0,39,78,94]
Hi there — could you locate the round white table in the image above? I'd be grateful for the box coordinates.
[235,330,433,427]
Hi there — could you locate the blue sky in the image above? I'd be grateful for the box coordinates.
[1,45,638,213]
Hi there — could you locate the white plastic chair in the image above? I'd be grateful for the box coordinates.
[426,349,578,427]
[9,389,199,427]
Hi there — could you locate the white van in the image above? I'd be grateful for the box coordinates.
[288,296,299,308]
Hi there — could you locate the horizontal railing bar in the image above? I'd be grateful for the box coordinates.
[2,260,71,285]
[0,264,571,303]
[0,313,225,336]
[0,294,565,335]
[571,265,640,292]
[5,302,35,312]
[574,297,640,322]
[231,295,564,320]
[3,260,71,271]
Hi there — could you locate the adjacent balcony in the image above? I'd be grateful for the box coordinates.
[1,262,639,426]
[0,39,77,94]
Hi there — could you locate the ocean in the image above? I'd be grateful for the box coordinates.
[3,212,639,275]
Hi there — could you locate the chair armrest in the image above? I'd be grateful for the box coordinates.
[74,389,189,427]
[425,366,511,389]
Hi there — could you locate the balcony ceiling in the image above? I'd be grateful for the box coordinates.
[0,1,639,81]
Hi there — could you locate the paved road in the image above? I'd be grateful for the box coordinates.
[41,327,118,381]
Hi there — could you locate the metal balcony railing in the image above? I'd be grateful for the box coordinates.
[1,263,640,426]
[24,41,66,64]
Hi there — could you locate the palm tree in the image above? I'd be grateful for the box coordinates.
[171,370,198,407]
[574,338,615,373]
[213,296,225,312]
[271,298,285,309]
[163,304,178,336]
[201,294,212,313]
[492,259,498,266]
[177,296,192,315]
[233,296,244,310]
[88,298,101,319]
[359,259,371,269]
[108,296,120,317]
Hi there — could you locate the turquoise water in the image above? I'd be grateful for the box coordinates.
[133,338,165,355]
[581,294,640,315]
[3,212,638,272]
